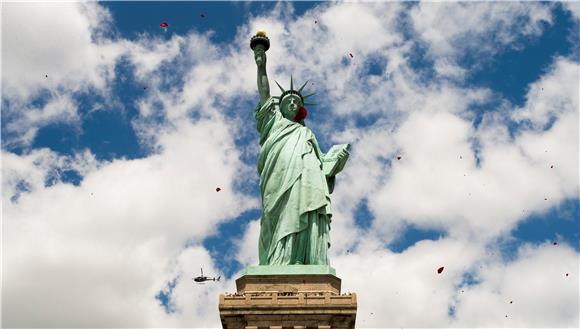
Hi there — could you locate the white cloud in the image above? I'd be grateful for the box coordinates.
[452,243,579,328]
[124,34,185,81]
[358,56,578,243]
[2,147,98,200]
[410,2,553,78]
[1,2,125,147]
[153,246,233,328]
[234,219,260,268]
[3,94,79,147]
[1,2,123,99]
[2,117,257,327]
[132,33,256,128]
[512,57,579,128]
[2,1,578,328]
[562,1,580,21]
[332,237,483,328]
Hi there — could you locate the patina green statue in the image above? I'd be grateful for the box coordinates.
[251,32,350,266]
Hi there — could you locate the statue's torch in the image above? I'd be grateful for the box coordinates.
[252,31,271,101]
[250,31,270,52]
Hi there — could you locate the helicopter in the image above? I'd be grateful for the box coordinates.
[192,268,220,283]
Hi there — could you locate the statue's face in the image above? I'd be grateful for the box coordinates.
[280,95,303,121]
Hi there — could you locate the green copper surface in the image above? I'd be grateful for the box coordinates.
[251,32,350,267]
[240,265,337,276]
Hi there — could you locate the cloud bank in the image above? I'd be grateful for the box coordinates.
[2,2,578,328]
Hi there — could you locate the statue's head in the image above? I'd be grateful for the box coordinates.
[280,94,305,121]
[275,76,315,123]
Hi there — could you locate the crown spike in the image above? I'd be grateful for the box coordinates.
[274,80,285,93]
[303,92,316,99]
[304,102,317,106]
[290,75,294,90]
[298,80,309,94]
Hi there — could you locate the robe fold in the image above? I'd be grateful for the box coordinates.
[254,97,332,265]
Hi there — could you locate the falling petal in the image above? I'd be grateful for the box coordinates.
[510,301,513,304]
[349,53,354,58]
[200,13,205,18]
[437,266,444,274]
[544,198,548,201]
[550,165,554,168]
[553,242,558,245]
[315,20,318,24]
[160,22,169,27]
[294,107,308,122]
[396,156,402,160]
[216,187,221,192]
[566,273,569,277]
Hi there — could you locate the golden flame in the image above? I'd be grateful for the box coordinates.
[256,31,267,37]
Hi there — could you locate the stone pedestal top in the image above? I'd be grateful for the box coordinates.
[236,265,341,295]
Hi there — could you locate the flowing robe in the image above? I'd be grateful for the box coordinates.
[254,97,332,265]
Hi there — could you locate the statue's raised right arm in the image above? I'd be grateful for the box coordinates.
[254,45,270,104]
[251,33,271,105]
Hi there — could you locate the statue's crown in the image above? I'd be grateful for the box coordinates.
[273,75,316,106]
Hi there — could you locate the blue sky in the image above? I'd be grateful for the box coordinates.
[2,1,579,328]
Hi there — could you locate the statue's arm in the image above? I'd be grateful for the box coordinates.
[254,45,270,105]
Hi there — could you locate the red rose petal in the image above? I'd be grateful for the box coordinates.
[349,53,354,58]
[396,156,402,160]
[437,266,444,274]
[294,107,307,122]
[216,187,221,192]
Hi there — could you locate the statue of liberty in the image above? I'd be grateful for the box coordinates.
[251,32,350,266]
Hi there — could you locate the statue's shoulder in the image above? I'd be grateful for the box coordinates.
[255,97,277,115]
[257,96,277,110]
[254,97,279,122]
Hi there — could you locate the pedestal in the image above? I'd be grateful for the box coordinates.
[219,265,357,329]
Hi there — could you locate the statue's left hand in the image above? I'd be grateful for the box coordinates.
[337,149,349,162]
